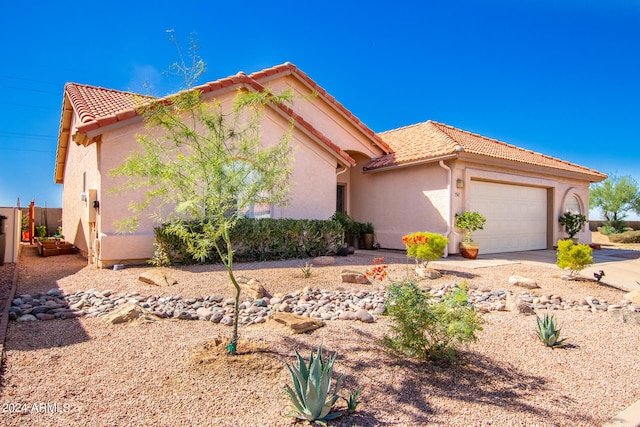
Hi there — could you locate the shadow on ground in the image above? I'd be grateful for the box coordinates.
[4,245,90,351]
[278,324,599,426]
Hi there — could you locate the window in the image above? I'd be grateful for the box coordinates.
[336,184,346,213]
[564,195,582,214]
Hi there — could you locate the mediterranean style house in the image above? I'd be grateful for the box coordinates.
[54,63,606,267]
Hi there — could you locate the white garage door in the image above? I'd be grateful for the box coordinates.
[467,181,548,254]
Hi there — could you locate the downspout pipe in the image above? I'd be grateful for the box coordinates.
[439,160,452,257]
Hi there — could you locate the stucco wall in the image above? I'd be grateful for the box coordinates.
[352,158,450,250]
[61,113,100,257]
[355,156,596,255]
[267,76,385,159]
[84,89,360,266]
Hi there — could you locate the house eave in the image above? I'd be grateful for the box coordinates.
[457,152,607,182]
[362,154,459,174]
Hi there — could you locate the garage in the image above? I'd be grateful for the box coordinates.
[467,181,548,254]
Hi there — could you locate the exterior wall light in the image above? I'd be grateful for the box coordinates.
[456,179,464,189]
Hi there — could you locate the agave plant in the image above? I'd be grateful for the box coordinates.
[536,313,567,348]
[345,388,360,413]
[284,345,343,423]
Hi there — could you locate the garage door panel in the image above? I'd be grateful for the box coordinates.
[468,181,547,254]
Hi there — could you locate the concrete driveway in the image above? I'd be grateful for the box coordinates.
[363,247,640,292]
[431,248,640,292]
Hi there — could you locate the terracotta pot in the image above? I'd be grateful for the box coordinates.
[460,241,479,259]
[362,233,374,250]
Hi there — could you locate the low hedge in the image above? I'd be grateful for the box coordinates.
[152,218,344,266]
[608,230,640,244]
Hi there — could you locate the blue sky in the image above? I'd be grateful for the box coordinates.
[1,0,638,219]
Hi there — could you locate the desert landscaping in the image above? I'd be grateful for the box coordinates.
[0,236,639,426]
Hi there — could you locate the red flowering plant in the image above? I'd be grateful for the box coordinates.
[402,232,448,267]
[364,257,388,282]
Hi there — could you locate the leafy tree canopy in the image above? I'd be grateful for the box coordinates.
[110,35,294,353]
[589,174,640,231]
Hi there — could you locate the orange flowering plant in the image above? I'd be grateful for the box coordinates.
[402,232,448,267]
[364,257,388,281]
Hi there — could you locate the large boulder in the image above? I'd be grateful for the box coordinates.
[415,267,442,279]
[508,275,540,289]
[102,302,158,324]
[623,289,640,304]
[312,256,335,266]
[238,277,266,299]
[138,270,178,287]
[268,313,325,334]
[340,269,371,285]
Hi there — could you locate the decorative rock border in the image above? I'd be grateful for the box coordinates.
[8,284,640,325]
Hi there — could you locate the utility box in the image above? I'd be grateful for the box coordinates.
[86,189,98,223]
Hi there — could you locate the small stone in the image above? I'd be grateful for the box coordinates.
[196,307,213,321]
[220,316,234,326]
[30,306,50,315]
[47,288,63,296]
[36,313,55,321]
[354,309,375,323]
[224,298,236,306]
[373,305,386,315]
[18,314,38,322]
[210,313,223,323]
[339,311,358,321]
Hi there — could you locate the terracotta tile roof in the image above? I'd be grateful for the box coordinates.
[249,63,391,154]
[63,63,389,156]
[64,83,156,134]
[366,120,606,179]
[57,63,375,181]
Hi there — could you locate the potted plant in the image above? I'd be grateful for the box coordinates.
[21,213,30,242]
[361,222,375,250]
[330,212,362,249]
[454,211,486,259]
[559,211,586,243]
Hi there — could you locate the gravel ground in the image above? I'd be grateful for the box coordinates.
[0,243,639,426]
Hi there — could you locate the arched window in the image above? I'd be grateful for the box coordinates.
[564,195,582,214]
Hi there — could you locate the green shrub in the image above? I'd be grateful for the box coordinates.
[284,345,344,423]
[383,280,482,364]
[558,212,586,238]
[608,230,640,243]
[35,225,47,238]
[599,219,626,235]
[402,232,448,267]
[152,218,344,266]
[556,239,594,277]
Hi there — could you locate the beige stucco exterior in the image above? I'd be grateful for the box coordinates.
[56,65,603,266]
[358,154,596,255]
[59,74,386,267]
